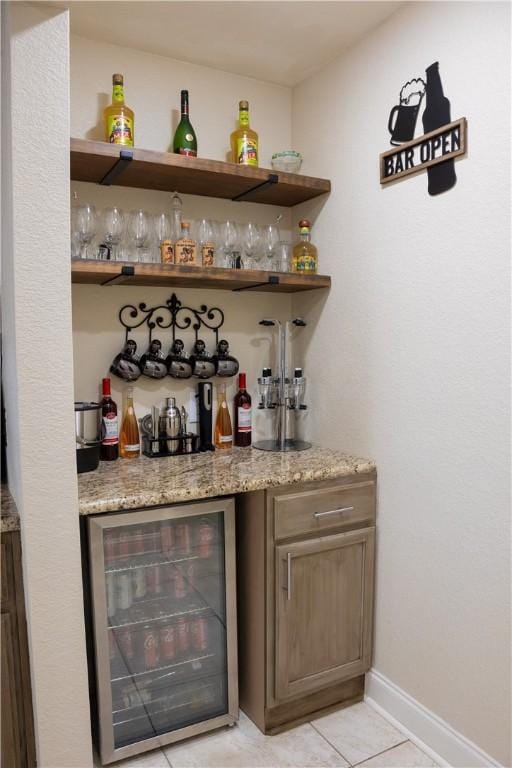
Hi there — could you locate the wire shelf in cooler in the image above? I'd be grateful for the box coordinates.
[105,552,200,574]
[111,652,215,683]
[108,603,212,631]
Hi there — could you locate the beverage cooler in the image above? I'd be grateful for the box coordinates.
[87,498,238,764]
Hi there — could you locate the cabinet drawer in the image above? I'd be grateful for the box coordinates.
[272,481,375,541]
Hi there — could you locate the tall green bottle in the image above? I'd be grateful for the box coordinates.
[173,90,197,157]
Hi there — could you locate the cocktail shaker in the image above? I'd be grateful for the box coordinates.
[160,396,181,454]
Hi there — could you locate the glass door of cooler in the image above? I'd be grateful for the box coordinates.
[88,498,238,765]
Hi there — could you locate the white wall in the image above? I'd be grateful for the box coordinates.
[292,2,511,765]
[1,3,92,766]
[70,35,295,431]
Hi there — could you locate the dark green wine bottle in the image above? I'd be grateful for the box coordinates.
[173,90,197,157]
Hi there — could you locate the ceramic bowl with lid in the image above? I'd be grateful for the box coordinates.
[271,151,303,174]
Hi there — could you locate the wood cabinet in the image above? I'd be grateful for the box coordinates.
[236,473,376,733]
[1,530,36,768]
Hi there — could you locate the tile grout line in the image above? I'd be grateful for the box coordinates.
[351,739,410,767]
[308,721,354,766]
[161,744,174,767]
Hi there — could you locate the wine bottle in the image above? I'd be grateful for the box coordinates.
[119,387,140,459]
[234,372,252,447]
[104,74,134,146]
[173,90,197,157]
[230,100,258,166]
[214,382,233,449]
[100,377,118,461]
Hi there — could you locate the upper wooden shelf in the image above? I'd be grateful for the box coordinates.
[70,138,330,206]
[71,260,331,293]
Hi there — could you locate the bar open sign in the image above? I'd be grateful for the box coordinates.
[380,117,467,185]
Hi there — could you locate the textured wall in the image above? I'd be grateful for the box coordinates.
[1,4,93,766]
[292,2,511,764]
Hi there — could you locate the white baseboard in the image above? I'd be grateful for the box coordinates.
[365,669,503,768]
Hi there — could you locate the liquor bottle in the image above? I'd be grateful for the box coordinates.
[173,90,197,157]
[230,100,259,167]
[100,377,118,461]
[292,219,318,273]
[175,221,198,265]
[120,387,140,459]
[234,372,252,447]
[214,382,233,449]
[422,62,456,196]
[104,74,134,146]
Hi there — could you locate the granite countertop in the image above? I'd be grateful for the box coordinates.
[1,485,20,532]
[78,445,376,515]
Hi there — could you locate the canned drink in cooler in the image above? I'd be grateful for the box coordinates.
[117,572,133,611]
[191,617,208,652]
[159,624,177,661]
[176,616,190,654]
[108,630,118,662]
[133,568,146,600]
[185,560,197,592]
[174,569,187,600]
[146,564,162,596]
[130,528,145,555]
[160,522,174,556]
[106,572,116,618]
[143,626,160,670]
[118,626,135,661]
[118,531,131,558]
[104,531,117,564]
[198,521,214,558]
[175,523,191,556]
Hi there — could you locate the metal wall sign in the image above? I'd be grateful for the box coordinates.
[380,62,468,195]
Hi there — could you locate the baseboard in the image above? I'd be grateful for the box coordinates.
[365,669,503,768]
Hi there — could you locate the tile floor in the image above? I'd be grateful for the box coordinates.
[95,702,439,768]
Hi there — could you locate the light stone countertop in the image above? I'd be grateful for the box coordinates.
[78,445,376,516]
[1,485,20,533]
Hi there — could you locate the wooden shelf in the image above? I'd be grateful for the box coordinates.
[71,260,331,293]
[70,138,330,206]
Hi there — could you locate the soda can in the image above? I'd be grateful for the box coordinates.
[133,568,146,600]
[174,569,187,600]
[118,531,131,559]
[198,522,214,559]
[130,528,145,556]
[160,523,174,556]
[175,523,191,556]
[143,626,159,670]
[108,630,118,661]
[118,626,135,661]
[176,616,190,654]
[147,564,163,596]
[185,560,197,592]
[159,624,177,661]
[191,617,208,652]
[117,572,133,611]
[104,531,117,564]
[144,524,159,554]
[106,572,116,618]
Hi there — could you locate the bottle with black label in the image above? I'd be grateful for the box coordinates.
[100,377,118,461]
[234,372,252,447]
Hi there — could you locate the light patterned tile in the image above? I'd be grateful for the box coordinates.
[312,702,407,765]
[94,746,170,767]
[357,741,438,767]
[164,710,348,767]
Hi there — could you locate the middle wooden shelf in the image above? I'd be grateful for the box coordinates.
[71,260,331,293]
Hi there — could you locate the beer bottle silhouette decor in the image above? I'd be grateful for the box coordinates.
[422,62,456,196]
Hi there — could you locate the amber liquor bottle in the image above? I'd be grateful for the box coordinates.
[234,372,252,447]
[100,377,118,461]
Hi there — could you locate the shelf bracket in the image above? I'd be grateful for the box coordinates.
[100,265,135,286]
[231,173,279,202]
[233,275,280,292]
[99,150,134,186]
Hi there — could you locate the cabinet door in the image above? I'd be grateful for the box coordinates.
[274,527,374,702]
[1,612,22,768]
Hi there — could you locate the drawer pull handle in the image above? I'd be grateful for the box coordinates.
[314,506,354,518]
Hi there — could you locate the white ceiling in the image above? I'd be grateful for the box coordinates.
[48,1,403,87]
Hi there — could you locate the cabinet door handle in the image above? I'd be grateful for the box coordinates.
[314,506,354,518]
[287,552,292,601]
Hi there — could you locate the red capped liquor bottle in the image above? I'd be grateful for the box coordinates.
[100,377,119,461]
[234,372,252,447]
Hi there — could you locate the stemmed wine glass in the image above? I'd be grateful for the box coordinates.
[242,222,261,269]
[221,220,239,268]
[128,210,150,262]
[101,207,124,261]
[262,223,280,270]
[198,219,215,267]
[75,204,98,260]
[155,213,173,263]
